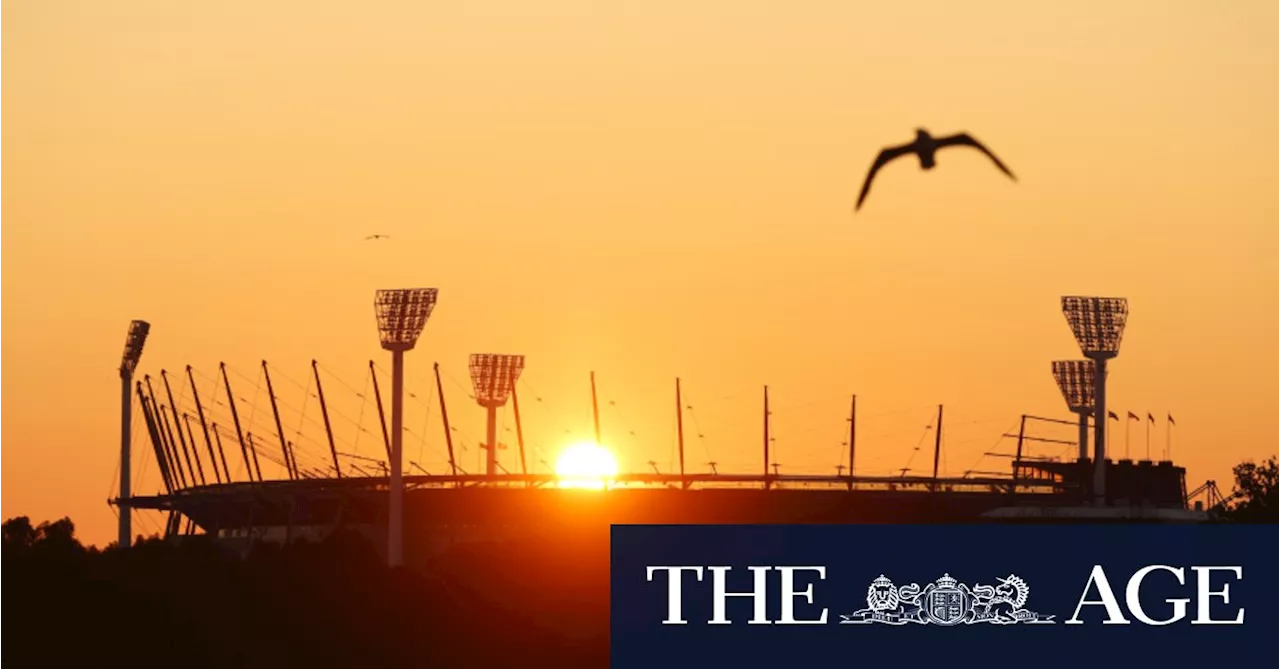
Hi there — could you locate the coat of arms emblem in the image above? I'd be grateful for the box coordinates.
[926,576,968,625]
[840,573,1055,626]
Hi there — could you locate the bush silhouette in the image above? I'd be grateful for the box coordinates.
[1211,456,1278,523]
[2,517,608,668]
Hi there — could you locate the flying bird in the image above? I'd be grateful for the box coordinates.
[854,129,1016,212]
[365,234,390,241]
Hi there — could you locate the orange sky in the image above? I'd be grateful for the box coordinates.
[3,1,1277,546]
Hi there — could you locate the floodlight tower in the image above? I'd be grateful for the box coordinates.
[1061,296,1128,504]
[118,320,150,548]
[373,288,438,567]
[469,354,525,478]
[1051,360,1097,461]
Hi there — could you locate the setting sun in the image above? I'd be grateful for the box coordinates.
[554,443,619,489]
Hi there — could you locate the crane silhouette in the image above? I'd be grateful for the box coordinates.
[855,129,1016,212]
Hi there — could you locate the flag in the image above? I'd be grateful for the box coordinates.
[1147,412,1155,424]
[1108,411,1119,421]
[1168,413,1176,426]
[1127,411,1140,421]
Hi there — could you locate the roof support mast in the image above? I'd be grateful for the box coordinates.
[181,414,207,486]
[187,366,226,484]
[511,374,528,482]
[369,360,392,461]
[434,362,458,481]
[146,376,187,490]
[262,360,296,480]
[931,404,944,492]
[221,362,259,482]
[311,360,342,479]
[211,426,232,482]
[763,385,771,491]
[590,371,602,446]
[145,392,182,491]
[159,404,190,488]
[676,378,687,490]
[162,370,203,486]
[847,394,857,490]
[136,382,174,494]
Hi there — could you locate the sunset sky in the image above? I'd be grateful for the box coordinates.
[3,1,1276,545]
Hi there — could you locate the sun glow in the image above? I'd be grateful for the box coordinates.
[554,442,619,489]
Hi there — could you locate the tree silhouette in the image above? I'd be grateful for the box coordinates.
[2,516,38,549]
[1212,456,1278,523]
[1,515,608,668]
[2,515,87,555]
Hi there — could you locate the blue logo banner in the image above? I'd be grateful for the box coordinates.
[610,524,1277,669]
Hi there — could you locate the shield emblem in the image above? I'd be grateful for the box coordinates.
[927,589,967,626]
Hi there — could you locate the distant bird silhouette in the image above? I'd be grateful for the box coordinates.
[365,234,390,241]
[854,129,1016,212]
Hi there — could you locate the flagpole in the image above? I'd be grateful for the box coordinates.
[1166,415,1172,461]
[1145,411,1151,460]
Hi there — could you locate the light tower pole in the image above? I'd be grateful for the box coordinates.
[1061,296,1128,505]
[1051,359,1097,462]
[468,354,525,478]
[118,320,151,548]
[373,288,438,567]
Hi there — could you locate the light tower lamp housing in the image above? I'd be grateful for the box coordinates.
[1052,358,1102,464]
[469,354,525,407]
[375,288,438,351]
[1061,295,1127,501]
[1051,359,1097,412]
[120,320,151,378]
[1061,296,1128,359]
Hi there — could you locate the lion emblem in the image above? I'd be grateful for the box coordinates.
[866,575,899,612]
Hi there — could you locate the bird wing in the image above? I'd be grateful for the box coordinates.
[934,133,1016,180]
[855,143,917,211]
